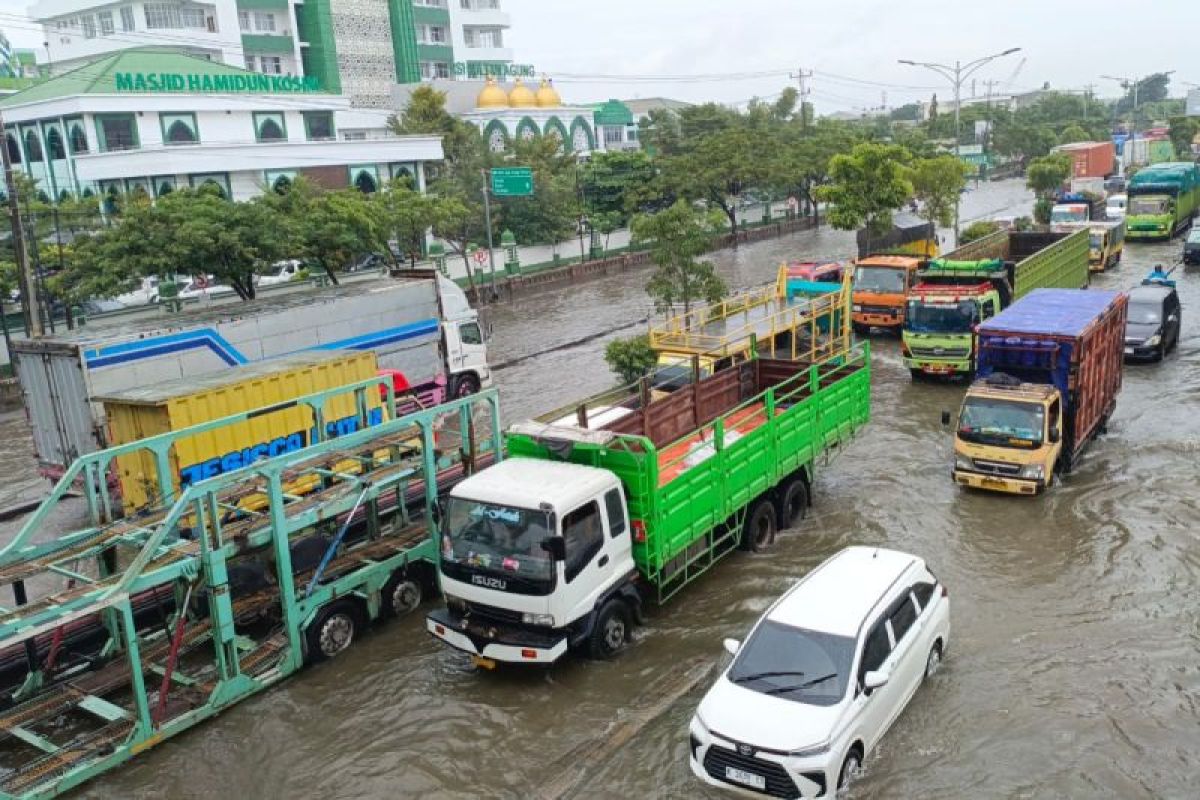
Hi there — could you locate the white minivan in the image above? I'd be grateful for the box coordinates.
[690,547,950,799]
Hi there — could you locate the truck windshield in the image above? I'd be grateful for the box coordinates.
[441,498,555,594]
[1129,197,1169,216]
[727,621,854,707]
[1050,207,1087,224]
[905,299,977,334]
[958,397,1044,448]
[1089,233,1104,250]
[853,266,906,294]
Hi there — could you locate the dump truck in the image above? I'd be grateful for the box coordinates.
[1053,219,1126,272]
[0,384,500,799]
[849,214,939,333]
[901,229,1089,378]
[12,270,491,480]
[1049,192,1106,224]
[426,336,871,667]
[1125,161,1200,240]
[949,289,1126,495]
[648,270,851,389]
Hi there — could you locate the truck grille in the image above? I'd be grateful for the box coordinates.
[703,745,798,799]
[909,346,970,358]
[971,459,1021,477]
[464,601,524,625]
[857,305,895,316]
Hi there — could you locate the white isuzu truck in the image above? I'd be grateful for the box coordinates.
[13,270,491,478]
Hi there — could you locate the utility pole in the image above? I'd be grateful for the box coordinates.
[899,47,1021,245]
[479,168,498,300]
[1081,83,1096,121]
[790,67,812,129]
[0,109,42,337]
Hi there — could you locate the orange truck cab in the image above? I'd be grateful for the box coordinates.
[851,255,925,332]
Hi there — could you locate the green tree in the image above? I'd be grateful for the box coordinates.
[1026,152,1072,197]
[1169,116,1200,160]
[661,123,767,241]
[910,155,969,229]
[816,142,913,251]
[604,334,657,385]
[632,200,726,315]
[1115,72,1171,114]
[372,178,466,269]
[770,119,860,221]
[579,149,660,221]
[992,120,1058,167]
[496,135,579,249]
[1058,124,1091,145]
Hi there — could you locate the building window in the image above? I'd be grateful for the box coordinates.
[420,61,450,79]
[238,10,250,31]
[120,6,135,31]
[81,15,97,38]
[189,174,230,199]
[254,12,276,32]
[69,124,88,153]
[180,7,205,28]
[353,171,377,194]
[95,114,138,152]
[144,3,181,29]
[254,112,287,142]
[5,134,21,165]
[98,10,115,35]
[161,113,199,145]
[244,55,256,71]
[418,24,447,44]
[45,128,66,160]
[23,131,43,163]
[303,111,334,140]
[415,0,448,7]
[256,56,282,74]
[461,0,500,8]
[603,126,624,145]
[464,26,503,48]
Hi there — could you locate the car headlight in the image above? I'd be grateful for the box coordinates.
[954,454,972,471]
[789,741,831,758]
[1019,464,1044,480]
[1145,334,1161,346]
[521,612,555,627]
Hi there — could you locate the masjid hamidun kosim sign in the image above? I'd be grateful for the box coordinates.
[114,71,321,94]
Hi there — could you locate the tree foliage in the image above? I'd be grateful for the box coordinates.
[910,155,969,229]
[604,334,657,385]
[959,220,1001,244]
[816,142,914,243]
[632,200,726,315]
[1026,152,1073,198]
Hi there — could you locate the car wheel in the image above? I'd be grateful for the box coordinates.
[837,748,863,795]
[924,641,943,678]
[587,600,630,660]
[741,500,777,552]
[451,374,480,398]
[778,478,809,530]
[305,601,359,663]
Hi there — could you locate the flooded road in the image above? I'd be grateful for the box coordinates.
[3,178,1199,798]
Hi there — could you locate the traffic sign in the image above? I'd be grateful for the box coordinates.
[491,167,533,197]
[473,248,488,264]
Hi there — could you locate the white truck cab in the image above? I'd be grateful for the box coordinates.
[426,455,641,666]
[437,276,492,396]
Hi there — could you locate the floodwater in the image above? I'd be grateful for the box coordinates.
[3,178,1199,798]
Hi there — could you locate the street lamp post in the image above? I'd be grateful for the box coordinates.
[899,48,1021,245]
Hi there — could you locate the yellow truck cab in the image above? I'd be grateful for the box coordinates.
[951,376,1061,495]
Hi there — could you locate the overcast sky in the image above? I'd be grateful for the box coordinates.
[2,0,1196,111]
[503,0,1199,110]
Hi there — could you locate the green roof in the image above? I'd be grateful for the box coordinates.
[0,48,318,107]
[592,99,633,126]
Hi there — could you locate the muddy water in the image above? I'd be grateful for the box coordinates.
[3,179,1199,798]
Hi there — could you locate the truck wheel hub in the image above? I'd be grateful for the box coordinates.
[320,614,354,657]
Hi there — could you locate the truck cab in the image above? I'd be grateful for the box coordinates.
[851,255,924,332]
[1050,203,1091,225]
[427,456,640,666]
[951,376,1063,495]
[901,281,1001,377]
[437,275,492,396]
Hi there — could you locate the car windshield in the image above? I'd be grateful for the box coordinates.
[1128,302,1163,325]
[441,498,555,593]
[1129,197,1168,216]
[727,621,855,706]
[958,397,1044,448]
[1188,230,1200,244]
[905,299,977,334]
[853,266,906,294]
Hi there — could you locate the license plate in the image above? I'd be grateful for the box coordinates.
[470,655,497,670]
[724,766,766,790]
[1124,347,1133,355]
[981,478,1007,489]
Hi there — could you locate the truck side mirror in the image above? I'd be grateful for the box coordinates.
[1049,428,1060,444]
[940,411,951,427]
[540,537,566,561]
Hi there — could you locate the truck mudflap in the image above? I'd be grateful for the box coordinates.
[426,607,568,665]
[952,469,1044,496]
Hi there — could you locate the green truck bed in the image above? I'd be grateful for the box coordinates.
[939,229,1089,299]
[506,346,871,600]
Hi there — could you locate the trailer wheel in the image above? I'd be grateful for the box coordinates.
[305,601,359,663]
[381,571,423,617]
[588,600,631,660]
[741,500,777,552]
[778,479,809,531]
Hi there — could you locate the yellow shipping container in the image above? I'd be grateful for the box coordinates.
[99,350,384,512]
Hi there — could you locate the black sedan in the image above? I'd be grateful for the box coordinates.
[1124,284,1181,361]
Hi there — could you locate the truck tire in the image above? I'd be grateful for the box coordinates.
[778,478,809,530]
[305,600,360,663]
[381,570,423,617]
[908,368,923,381]
[587,600,631,660]
[741,500,777,552]
[451,374,480,398]
[853,323,870,336]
